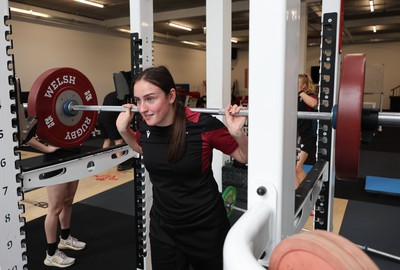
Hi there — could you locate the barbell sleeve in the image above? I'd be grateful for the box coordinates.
[231,205,247,213]
[377,112,400,126]
[357,244,400,262]
[297,111,331,121]
[226,203,247,213]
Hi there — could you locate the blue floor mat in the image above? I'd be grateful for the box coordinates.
[365,175,400,196]
[303,164,312,174]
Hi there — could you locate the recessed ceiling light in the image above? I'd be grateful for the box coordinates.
[169,22,192,31]
[369,0,374,12]
[118,28,130,33]
[182,41,199,46]
[74,0,104,8]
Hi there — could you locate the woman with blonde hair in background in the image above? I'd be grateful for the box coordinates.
[296,74,318,188]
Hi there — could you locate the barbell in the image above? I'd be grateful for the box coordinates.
[222,186,247,219]
[24,55,400,181]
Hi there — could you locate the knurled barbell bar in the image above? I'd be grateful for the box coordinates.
[23,101,400,124]
[23,55,400,181]
[24,67,335,151]
[63,104,400,126]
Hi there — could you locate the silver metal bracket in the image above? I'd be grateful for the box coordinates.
[21,144,139,190]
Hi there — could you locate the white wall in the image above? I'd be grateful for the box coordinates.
[231,49,249,97]
[11,19,250,104]
[14,18,399,110]
[307,42,400,110]
[154,43,207,97]
[11,20,131,104]
[227,41,400,109]
[11,20,208,104]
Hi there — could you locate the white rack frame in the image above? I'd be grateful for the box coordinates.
[224,0,343,268]
[0,0,344,269]
[0,2,27,269]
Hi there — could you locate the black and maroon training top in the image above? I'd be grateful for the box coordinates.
[135,107,238,225]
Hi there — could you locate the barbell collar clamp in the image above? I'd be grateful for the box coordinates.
[64,100,79,116]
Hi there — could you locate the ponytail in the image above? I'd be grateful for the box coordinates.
[168,102,186,163]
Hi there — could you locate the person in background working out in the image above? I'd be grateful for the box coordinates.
[116,66,248,270]
[98,91,124,150]
[96,91,133,171]
[296,73,318,188]
[22,128,85,268]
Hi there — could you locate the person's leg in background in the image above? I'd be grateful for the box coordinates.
[296,150,308,188]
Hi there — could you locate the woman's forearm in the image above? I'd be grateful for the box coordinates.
[299,92,318,108]
[119,128,142,154]
[231,131,248,164]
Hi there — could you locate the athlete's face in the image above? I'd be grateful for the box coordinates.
[298,78,306,91]
[134,79,176,126]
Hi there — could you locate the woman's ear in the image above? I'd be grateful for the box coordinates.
[168,88,177,104]
[168,88,176,104]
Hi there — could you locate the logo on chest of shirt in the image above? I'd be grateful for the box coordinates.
[146,130,151,138]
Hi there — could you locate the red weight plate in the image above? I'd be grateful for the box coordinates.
[28,67,98,148]
[270,231,363,270]
[335,54,366,180]
[312,230,379,270]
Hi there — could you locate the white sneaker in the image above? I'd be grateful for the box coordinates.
[44,249,75,268]
[58,235,86,251]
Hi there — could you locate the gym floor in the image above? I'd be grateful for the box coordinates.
[20,161,133,223]
[19,128,400,269]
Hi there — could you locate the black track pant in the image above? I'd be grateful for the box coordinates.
[150,202,230,270]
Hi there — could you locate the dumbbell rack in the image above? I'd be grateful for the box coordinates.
[0,2,27,269]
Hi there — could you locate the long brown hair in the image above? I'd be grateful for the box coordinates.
[134,66,186,163]
[298,74,316,94]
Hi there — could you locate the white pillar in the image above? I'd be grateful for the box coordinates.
[299,1,308,73]
[130,0,154,70]
[206,0,232,191]
[130,1,154,269]
[248,0,300,261]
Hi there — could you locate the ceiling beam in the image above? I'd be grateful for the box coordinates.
[309,15,400,31]
[308,31,400,45]
[176,29,249,41]
[344,15,400,28]
[346,32,400,41]
[105,1,249,27]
